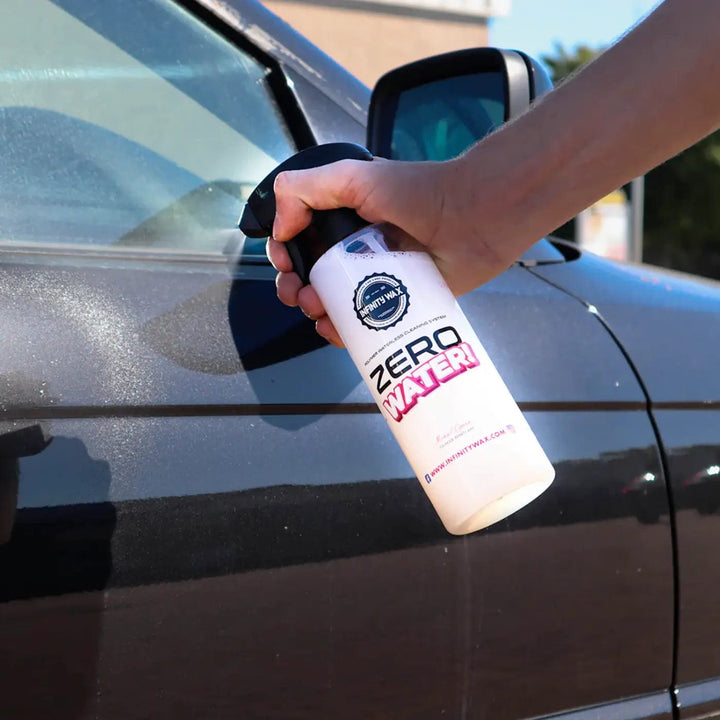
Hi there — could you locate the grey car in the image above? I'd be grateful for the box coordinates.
[1,1,720,719]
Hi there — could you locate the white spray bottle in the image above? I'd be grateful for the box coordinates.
[240,143,554,534]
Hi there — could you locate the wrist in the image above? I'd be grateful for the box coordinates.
[426,154,518,294]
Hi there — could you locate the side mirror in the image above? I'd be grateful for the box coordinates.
[367,47,552,161]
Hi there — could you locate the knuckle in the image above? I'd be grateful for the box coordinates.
[273,170,293,196]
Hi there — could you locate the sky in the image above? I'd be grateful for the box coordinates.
[490,0,661,70]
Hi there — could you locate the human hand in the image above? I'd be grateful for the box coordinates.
[266,155,509,347]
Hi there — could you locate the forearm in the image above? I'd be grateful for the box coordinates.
[452,0,720,267]
[271,0,720,323]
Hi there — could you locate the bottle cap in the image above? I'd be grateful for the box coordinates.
[239,143,373,284]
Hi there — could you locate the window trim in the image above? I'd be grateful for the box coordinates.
[174,0,317,151]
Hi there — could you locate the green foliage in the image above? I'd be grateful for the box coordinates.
[643,131,720,279]
[541,43,602,84]
[541,43,720,280]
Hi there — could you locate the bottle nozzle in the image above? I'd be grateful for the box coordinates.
[239,143,374,283]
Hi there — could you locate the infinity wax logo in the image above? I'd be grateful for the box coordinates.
[353,272,410,330]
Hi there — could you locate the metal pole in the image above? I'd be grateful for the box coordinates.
[630,175,645,263]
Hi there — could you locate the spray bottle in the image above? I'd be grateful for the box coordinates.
[240,143,554,534]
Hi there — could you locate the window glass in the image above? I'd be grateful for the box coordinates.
[0,0,295,254]
[392,73,504,162]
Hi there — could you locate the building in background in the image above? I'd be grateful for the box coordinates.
[262,0,510,86]
[576,190,631,262]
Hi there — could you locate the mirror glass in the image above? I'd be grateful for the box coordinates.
[390,72,505,161]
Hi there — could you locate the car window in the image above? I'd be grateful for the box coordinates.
[0,0,295,255]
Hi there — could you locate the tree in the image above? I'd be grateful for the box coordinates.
[643,128,720,279]
[541,43,720,280]
[541,43,601,83]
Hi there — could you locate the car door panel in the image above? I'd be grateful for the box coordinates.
[0,257,655,409]
[0,413,672,720]
[1,251,675,719]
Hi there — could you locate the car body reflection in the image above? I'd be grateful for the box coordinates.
[684,464,720,515]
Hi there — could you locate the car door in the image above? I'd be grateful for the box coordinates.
[0,2,675,719]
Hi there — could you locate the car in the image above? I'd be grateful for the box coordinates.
[1,1,720,719]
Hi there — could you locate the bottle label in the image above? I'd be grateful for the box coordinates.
[380,340,479,421]
[365,322,479,422]
[312,243,487,427]
[353,272,410,330]
[309,235,554,534]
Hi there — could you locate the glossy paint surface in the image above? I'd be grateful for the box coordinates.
[0,416,673,720]
[655,410,720,720]
[0,248,675,718]
[535,249,720,718]
[532,249,720,404]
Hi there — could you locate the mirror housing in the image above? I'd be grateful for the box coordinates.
[367,47,552,161]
